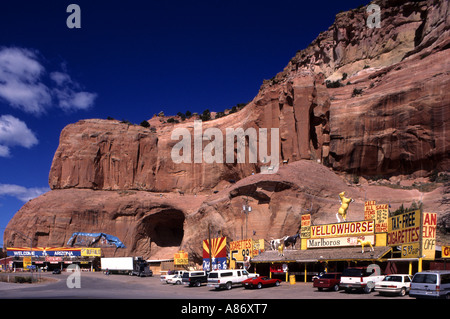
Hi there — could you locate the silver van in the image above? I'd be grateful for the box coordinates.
[410,270,450,299]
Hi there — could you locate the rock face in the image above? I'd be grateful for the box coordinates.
[5,0,450,260]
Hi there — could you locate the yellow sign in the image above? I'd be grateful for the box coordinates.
[387,210,421,247]
[364,201,377,220]
[422,212,437,260]
[442,246,450,258]
[230,239,252,269]
[365,201,389,233]
[301,214,311,238]
[375,204,389,233]
[252,239,264,256]
[23,257,32,269]
[81,248,101,257]
[174,251,189,265]
[401,243,421,258]
[310,220,374,239]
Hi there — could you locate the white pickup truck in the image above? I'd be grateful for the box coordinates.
[207,269,259,290]
[340,266,385,294]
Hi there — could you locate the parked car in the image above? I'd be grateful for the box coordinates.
[243,276,281,289]
[313,272,342,291]
[410,270,450,299]
[375,274,411,296]
[182,271,209,287]
[340,266,385,294]
[207,269,259,290]
[160,270,186,284]
[167,274,183,285]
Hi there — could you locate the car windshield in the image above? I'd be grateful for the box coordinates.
[182,273,189,278]
[342,268,365,277]
[320,274,336,279]
[383,275,402,282]
[208,273,218,278]
[413,274,437,284]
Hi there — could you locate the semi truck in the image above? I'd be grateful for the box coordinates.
[100,257,153,277]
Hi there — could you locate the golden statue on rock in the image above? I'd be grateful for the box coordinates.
[336,191,354,223]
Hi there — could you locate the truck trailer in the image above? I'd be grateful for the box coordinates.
[100,257,153,277]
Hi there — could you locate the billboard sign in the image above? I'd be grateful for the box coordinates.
[7,247,82,257]
[422,212,437,260]
[310,220,374,239]
[307,235,375,249]
[387,210,421,246]
[300,214,311,238]
[174,250,189,265]
[202,237,227,270]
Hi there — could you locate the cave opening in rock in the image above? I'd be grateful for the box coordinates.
[137,209,185,258]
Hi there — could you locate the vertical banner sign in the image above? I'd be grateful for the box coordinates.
[203,237,227,271]
[365,201,388,233]
[300,214,311,238]
[422,212,437,260]
[364,201,376,220]
[388,210,421,258]
[23,257,32,269]
[375,204,389,233]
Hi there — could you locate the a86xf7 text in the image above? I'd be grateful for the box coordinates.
[181,303,268,316]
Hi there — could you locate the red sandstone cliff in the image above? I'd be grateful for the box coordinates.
[5,0,450,260]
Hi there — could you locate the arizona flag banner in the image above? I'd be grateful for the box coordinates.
[202,237,227,270]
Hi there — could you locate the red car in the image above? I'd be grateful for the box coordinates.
[243,276,282,289]
[313,272,342,291]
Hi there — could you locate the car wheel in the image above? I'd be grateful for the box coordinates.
[275,281,280,287]
[195,281,201,287]
[399,288,406,297]
[363,286,372,294]
[333,284,339,292]
[226,282,232,290]
[257,283,263,289]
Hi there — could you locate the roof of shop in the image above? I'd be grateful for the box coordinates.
[251,246,392,263]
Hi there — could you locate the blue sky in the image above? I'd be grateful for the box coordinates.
[0,0,368,245]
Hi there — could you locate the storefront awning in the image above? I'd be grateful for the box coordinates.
[252,246,392,263]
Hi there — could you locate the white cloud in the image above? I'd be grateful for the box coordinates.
[0,183,49,202]
[0,114,38,157]
[0,48,52,114]
[0,46,97,115]
[51,71,97,111]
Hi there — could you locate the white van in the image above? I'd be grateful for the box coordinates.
[207,269,259,290]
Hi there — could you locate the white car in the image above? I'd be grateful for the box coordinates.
[167,274,183,285]
[375,274,412,296]
[160,270,186,284]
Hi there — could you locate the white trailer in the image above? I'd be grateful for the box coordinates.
[101,257,153,276]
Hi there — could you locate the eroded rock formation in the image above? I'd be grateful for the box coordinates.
[5,0,450,260]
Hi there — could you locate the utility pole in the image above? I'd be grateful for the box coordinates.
[243,197,252,239]
[208,224,212,272]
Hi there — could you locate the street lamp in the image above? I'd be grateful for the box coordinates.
[242,197,252,239]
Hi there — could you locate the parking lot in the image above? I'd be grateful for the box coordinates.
[0,272,416,300]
